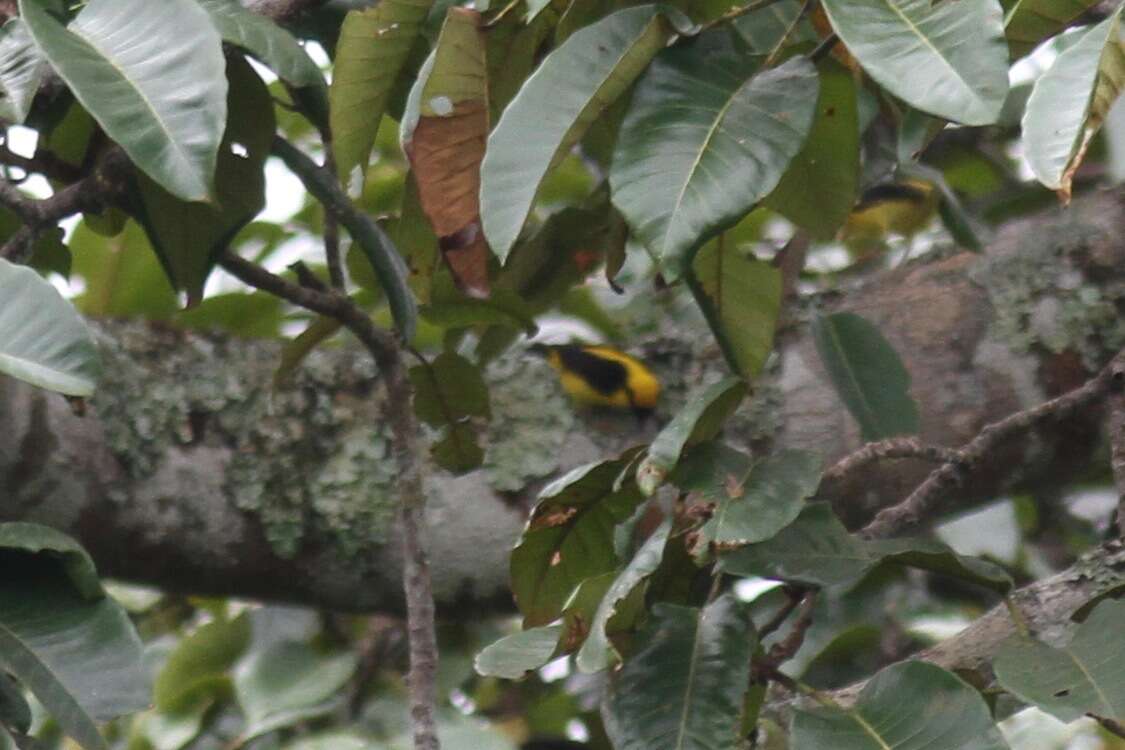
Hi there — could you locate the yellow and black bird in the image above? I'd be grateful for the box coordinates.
[531,343,660,417]
[839,178,939,258]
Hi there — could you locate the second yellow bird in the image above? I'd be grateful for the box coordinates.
[532,344,660,417]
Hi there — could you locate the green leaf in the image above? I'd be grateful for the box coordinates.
[719,503,1012,592]
[154,615,250,712]
[1002,0,1102,59]
[480,5,674,261]
[576,519,671,673]
[732,0,816,52]
[275,316,344,387]
[1022,10,1125,201]
[474,624,563,679]
[331,0,433,181]
[694,448,822,553]
[132,54,274,302]
[602,596,754,750]
[636,377,747,495]
[0,257,100,396]
[409,350,490,426]
[820,0,1008,126]
[420,290,538,334]
[71,221,178,320]
[763,59,859,240]
[0,674,31,735]
[0,19,44,124]
[485,2,556,122]
[611,35,818,276]
[994,598,1125,722]
[196,0,326,90]
[20,0,227,201]
[235,641,357,741]
[511,449,646,626]
[811,312,919,441]
[792,661,1008,749]
[174,291,285,339]
[0,568,149,750]
[0,523,102,600]
[687,239,781,379]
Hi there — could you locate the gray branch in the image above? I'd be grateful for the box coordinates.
[2,190,1124,613]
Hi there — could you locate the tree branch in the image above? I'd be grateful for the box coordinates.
[860,348,1125,539]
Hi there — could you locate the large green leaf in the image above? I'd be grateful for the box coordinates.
[0,523,102,599]
[1002,0,1102,59]
[610,35,818,276]
[763,60,859,240]
[0,567,148,750]
[234,641,357,741]
[994,598,1125,722]
[132,54,274,303]
[20,0,227,202]
[576,519,671,673]
[819,0,1008,125]
[196,0,326,90]
[1022,9,1125,201]
[693,448,821,554]
[0,19,44,124]
[811,312,920,441]
[602,596,754,750]
[0,257,100,396]
[480,5,674,261]
[688,239,781,379]
[71,221,178,320]
[511,449,646,627]
[636,376,747,495]
[474,624,563,679]
[791,661,1008,749]
[154,615,250,712]
[331,0,433,182]
[719,503,1012,592]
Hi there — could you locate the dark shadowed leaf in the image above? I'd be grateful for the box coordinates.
[819,0,1008,125]
[511,449,646,626]
[688,239,781,379]
[791,661,1009,749]
[763,60,859,240]
[994,598,1125,722]
[576,519,671,673]
[812,312,919,441]
[331,0,433,181]
[71,221,178,320]
[602,596,754,750]
[610,33,818,276]
[132,55,274,303]
[20,0,227,201]
[480,5,673,261]
[474,624,563,679]
[0,523,102,599]
[0,257,100,396]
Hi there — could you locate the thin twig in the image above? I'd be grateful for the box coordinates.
[1107,388,1125,537]
[763,0,812,68]
[482,0,521,27]
[0,143,83,183]
[860,348,1125,539]
[809,33,839,64]
[1089,714,1125,740]
[822,437,965,486]
[757,586,805,641]
[320,146,346,290]
[700,0,791,32]
[766,591,817,665]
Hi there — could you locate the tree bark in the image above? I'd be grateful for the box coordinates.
[1,189,1123,613]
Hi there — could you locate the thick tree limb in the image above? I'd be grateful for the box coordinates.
[2,190,1125,615]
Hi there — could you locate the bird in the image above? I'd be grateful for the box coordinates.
[839,178,939,258]
[531,343,660,417]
